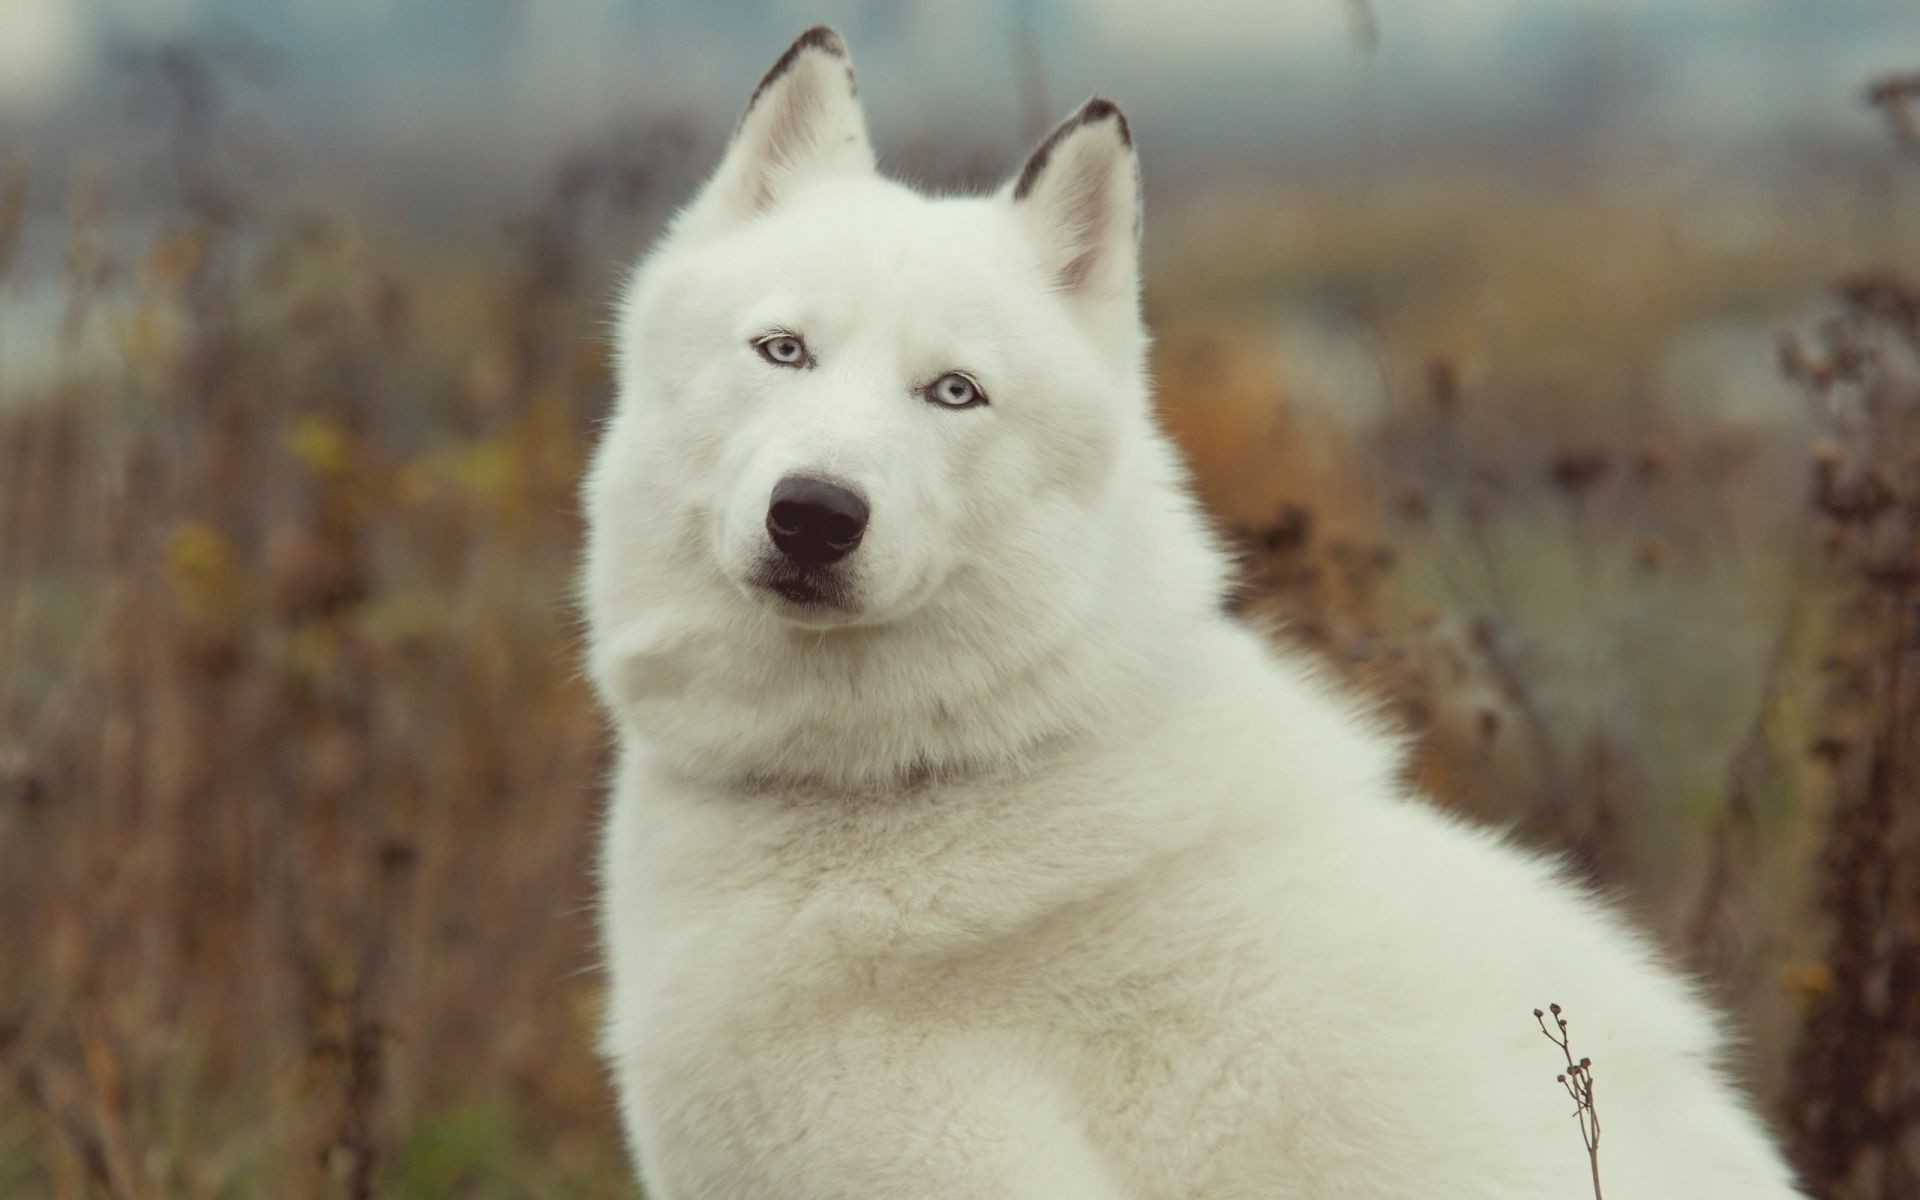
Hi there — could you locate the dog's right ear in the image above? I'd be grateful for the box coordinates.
[677,27,874,238]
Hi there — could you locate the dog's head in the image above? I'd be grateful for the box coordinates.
[585,27,1221,784]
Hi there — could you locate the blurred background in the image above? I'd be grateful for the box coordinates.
[2,2,1918,1197]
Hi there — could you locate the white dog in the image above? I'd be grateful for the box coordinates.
[582,27,1806,1199]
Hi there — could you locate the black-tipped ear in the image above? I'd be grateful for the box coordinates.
[1006,98,1141,303]
[679,27,874,236]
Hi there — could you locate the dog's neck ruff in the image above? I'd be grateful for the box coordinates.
[713,731,1068,801]
[615,586,1207,799]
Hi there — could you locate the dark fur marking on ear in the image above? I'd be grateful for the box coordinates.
[743,26,850,120]
[1012,96,1132,202]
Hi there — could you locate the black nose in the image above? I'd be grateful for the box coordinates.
[766,476,868,566]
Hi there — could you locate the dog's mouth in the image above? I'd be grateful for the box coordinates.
[767,575,831,605]
[752,566,856,618]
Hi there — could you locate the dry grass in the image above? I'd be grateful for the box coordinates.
[1,44,1917,1200]
[0,73,671,1196]
[1779,272,1920,1199]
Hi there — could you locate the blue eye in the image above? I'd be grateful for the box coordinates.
[926,371,987,410]
[754,332,811,368]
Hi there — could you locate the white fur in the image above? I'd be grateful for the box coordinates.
[582,28,1806,1199]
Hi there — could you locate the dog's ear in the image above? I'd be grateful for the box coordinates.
[679,27,874,237]
[1006,98,1141,310]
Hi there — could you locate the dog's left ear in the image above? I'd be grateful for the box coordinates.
[1005,98,1141,312]
[679,27,874,237]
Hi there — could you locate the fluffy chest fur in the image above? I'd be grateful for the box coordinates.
[596,626,1800,1199]
[598,627,1380,1197]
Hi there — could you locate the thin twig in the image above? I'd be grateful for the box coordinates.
[1535,1004,1604,1200]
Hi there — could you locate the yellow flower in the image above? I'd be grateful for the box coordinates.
[164,522,245,623]
[287,414,352,479]
[1781,962,1834,999]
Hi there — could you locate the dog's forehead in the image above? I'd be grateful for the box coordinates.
[737,179,1033,297]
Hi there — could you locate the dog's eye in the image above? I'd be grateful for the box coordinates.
[754,332,811,369]
[925,372,987,410]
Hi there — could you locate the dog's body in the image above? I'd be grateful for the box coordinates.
[583,28,1805,1199]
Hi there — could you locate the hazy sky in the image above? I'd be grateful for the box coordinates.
[2,0,1916,211]
[7,1,1912,119]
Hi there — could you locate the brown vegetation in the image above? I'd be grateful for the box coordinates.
[1780,268,1920,1199]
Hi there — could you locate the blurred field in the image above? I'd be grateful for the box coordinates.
[3,27,1919,1200]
